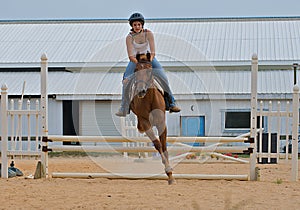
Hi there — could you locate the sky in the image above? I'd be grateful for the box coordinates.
[0,0,299,20]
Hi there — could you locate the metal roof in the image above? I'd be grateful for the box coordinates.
[0,70,296,99]
[0,17,300,68]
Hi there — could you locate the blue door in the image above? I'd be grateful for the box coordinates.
[181,116,205,146]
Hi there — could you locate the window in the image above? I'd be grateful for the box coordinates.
[225,111,263,129]
[225,112,250,129]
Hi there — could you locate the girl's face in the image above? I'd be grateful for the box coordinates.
[132,21,143,33]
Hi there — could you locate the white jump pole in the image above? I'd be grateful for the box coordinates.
[250,53,258,181]
[291,85,299,181]
[1,84,9,178]
[40,53,48,178]
[47,135,248,143]
[49,145,249,153]
[51,172,248,181]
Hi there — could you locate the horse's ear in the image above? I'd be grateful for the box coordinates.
[146,52,151,61]
[136,54,140,62]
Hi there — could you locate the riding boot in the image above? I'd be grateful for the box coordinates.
[164,92,171,111]
[115,78,132,117]
[164,92,181,113]
[152,69,181,113]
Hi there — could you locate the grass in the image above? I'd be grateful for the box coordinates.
[275,178,283,184]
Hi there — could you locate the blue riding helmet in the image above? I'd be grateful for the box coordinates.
[128,13,145,26]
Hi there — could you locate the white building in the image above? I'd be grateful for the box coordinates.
[0,17,300,140]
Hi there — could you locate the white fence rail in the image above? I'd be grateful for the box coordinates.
[1,85,42,178]
[249,54,299,181]
[1,54,48,179]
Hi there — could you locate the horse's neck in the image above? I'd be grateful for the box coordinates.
[149,85,164,97]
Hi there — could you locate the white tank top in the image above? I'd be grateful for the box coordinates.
[130,30,150,54]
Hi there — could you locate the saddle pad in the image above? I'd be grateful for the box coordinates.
[128,78,164,102]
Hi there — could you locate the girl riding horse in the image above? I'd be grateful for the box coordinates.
[115,12,180,117]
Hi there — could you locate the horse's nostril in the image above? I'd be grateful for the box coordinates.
[137,88,147,98]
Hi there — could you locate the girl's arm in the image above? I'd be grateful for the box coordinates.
[147,30,155,61]
[126,34,138,63]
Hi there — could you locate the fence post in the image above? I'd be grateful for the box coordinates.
[291,85,299,181]
[250,54,258,181]
[40,53,48,178]
[1,84,8,178]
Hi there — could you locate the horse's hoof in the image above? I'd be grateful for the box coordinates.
[168,178,176,185]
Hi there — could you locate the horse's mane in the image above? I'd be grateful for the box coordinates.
[135,53,152,72]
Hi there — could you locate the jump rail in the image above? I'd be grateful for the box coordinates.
[47,136,251,181]
[47,135,249,143]
[51,172,249,181]
[47,145,250,154]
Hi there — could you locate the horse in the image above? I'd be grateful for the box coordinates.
[129,53,175,185]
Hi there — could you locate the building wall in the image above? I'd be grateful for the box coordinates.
[165,98,293,137]
[77,98,256,137]
[0,97,294,138]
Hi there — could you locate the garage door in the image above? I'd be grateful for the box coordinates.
[80,101,121,136]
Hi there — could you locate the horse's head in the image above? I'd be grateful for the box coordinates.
[134,52,153,98]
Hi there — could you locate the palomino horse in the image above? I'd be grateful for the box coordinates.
[129,53,175,185]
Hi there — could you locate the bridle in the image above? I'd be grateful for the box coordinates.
[134,60,153,93]
[134,62,153,86]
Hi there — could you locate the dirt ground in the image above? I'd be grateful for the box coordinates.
[1,156,300,210]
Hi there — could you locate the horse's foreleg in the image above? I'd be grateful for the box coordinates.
[144,129,157,142]
[145,129,168,167]
[158,128,173,169]
[152,139,169,169]
[158,126,168,164]
[153,137,175,185]
[156,126,176,185]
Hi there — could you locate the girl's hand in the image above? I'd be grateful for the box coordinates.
[129,56,138,64]
[150,53,155,61]
[132,58,138,64]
